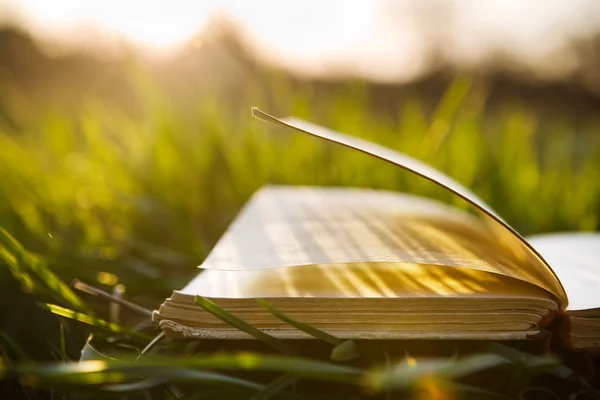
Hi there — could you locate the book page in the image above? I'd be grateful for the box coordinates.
[250,108,567,304]
[526,233,600,311]
[184,260,555,302]
[198,186,565,306]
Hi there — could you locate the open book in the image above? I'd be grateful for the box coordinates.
[154,108,600,350]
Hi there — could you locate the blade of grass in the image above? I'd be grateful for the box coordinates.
[423,76,472,158]
[42,303,150,340]
[330,340,359,362]
[256,299,342,346]
[363,353,508,391]
[16,353,362,385]
[79,335,119,362]
[101,370,267,393]
[195,296,297,356]
[136,331,165,360]
[256,299,358,362]
[0,247,36,294]
[0,228,86,311]
[0,331,30,361]
[72,279,153,317]
[252,374,304,400]
[59,324,66,363]
[487,342,571,378]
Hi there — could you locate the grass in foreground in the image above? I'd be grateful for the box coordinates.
[1,226,597,399]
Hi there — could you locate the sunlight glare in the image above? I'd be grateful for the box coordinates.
[6,0,599,81]
[14,0,216,49]
[10,0,385,75]
[13,0,375,54]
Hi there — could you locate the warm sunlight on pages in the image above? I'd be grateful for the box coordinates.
[154,110,600,350]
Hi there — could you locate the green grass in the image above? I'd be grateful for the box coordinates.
[1,74,599,293]
[1,71,600,398]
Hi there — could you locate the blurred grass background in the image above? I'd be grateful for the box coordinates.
[1,60,599,306]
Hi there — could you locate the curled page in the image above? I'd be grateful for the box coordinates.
[249,108,567,304]
[195,185,555,300]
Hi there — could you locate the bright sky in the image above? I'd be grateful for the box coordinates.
[1,0,599,82]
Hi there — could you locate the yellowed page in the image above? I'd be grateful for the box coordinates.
[185,261,555,301]
[196,186,562,305]
[250,108,567,305]
[526,233,600,311]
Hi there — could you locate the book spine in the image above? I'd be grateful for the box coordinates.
[551,308,572,349]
